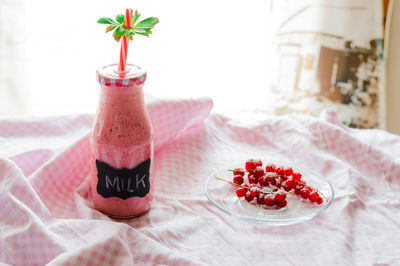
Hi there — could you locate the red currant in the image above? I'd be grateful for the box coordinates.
[265,163,276,173]
[254,166,265,177]
[300,187,312,199]
[258,176,267,186]
[316,196,323,205]
[309,192,319,203]
[282,183,291,192]
[233,175,244,185]
[274,167,280,174]
[284,168,293,176]
[264,195,276,207]
[282,179,294,191]
[245,191,254,202]
[256,194,265,204]
[265,173,277,183]
[236,188,247,197]
[248,173,258,184]
[250,187,261,197]
[292,172,302,181]
[286,179,295,187]
[245,159,257,172]
[275,166,285,176]
[228,161,324,210]
[274,191,286,201]
[233,168,245,177]
[295,180,306,190]
[276,199,287,208]
[274,178,282,188]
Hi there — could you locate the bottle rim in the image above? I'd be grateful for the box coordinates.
[96,63,147,88]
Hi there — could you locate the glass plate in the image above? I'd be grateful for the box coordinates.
[204,162,334,226]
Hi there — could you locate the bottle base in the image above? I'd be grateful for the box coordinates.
[105,207,150,219]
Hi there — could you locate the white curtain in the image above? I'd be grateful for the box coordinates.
[0,0,394,131]
[0,0,271,117]
[0,0,29,115]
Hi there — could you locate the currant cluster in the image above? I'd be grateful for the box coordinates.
[231,159,324,208]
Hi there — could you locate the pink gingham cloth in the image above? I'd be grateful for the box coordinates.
[1,97,400,265]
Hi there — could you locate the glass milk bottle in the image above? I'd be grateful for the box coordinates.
[90,63,153,218]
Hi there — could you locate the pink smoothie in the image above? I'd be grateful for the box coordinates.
[91,64,153,217]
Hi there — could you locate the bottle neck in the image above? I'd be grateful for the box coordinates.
[99,84,145,108]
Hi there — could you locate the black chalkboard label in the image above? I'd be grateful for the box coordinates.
[96,159,151,200]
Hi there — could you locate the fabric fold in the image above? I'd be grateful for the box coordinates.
[1,102,400,265]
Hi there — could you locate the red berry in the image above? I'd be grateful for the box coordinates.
[316,196,323,204]
[265,173,277,183]
[245,159,257,172]
[294,188,301,195]
[250,187,261,197]
[275,166,285,176]
[282,179,295,191]
[300,187,312,199]
[274,178,282,188]
[248,173,258,184]
[258,175,267,186]
[233,175,244,185]
[284,168,293,176]
[265,163,276,173]
[309,192,319,203]
[282,183,291,192]
[286,179,295,187]
[236,188,247,197]
[256,194,265,204]
[274,191,286,201]
[264,195,276,207]
[254,166,265,177]
[295,180,306,190]
[269,177,276,185]
[233,168,245,177]
[245,191,254,202]
[276,199,287,208]
[292,173,302,181]
[255,160,263,167]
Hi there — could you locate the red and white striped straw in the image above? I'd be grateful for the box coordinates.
[118,8,133,72]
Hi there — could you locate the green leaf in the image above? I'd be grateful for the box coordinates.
[105,25,117,33]
[97,17,116,24]
[114,27,125,37]
[113,27,125,42]
[136,17,159,29]
[116,14,124,24]
[125,30,135,40]
[131,10,141,25]
[98,10,158,42]
[133,28,151,36]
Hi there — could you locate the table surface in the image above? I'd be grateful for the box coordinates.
[0,97,399,266]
